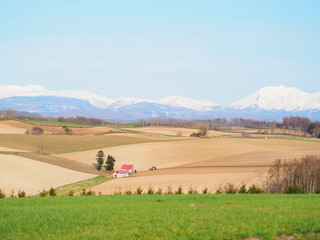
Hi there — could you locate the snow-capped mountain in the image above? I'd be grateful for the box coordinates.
[0,85,218,112]
[305,92,320,110]
[0,85,114,109]
[0,85,319,121]
[227,85,320,111]
[157,96,219,111]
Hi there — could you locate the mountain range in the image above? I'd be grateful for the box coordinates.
[0,85,319,122]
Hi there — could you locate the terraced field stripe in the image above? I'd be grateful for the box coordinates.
[54,176,112,195]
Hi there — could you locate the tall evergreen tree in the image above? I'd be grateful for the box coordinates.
[96,150,105,170]
[105,155,116,171]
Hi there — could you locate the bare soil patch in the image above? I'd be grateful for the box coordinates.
[17,152,103,175]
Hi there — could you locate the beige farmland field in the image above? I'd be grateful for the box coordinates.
[1,120,319,195]
[122,126,237,137]
[0,120,27,134]
[0,146,29,152]
[0,120,119,135]
[0,154,96,195]
[60,137,320,194]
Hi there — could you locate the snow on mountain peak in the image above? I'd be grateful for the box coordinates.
[47,89,114,109]
[157,96,219,111]
[106,97,155,109]
[0,85,218,111]
[0,84,114,109]
[228,85,319,111]
[1,84,319,112]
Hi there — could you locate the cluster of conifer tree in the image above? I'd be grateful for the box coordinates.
[96,150,116,171]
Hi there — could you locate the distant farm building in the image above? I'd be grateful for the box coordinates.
[112,170,129,178]
[0,114,4,119]
[112,164,137,178]
[120,164,136,174]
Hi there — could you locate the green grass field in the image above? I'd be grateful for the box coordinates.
[0,194,319,240]
[54,176,111,195]
[117,122,145,127]
[0,134,159,154]
[17,119,102,127]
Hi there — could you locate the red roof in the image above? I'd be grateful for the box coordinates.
[121,164,134,170]
[117,170,128,174]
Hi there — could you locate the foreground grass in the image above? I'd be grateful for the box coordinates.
[0,134,159,154]
[0,195,319,240]
[54,176,111,195]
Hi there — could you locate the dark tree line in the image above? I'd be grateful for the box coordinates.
[264,156,320,194]
[0,109,16,119]
[56,116,110,126]
[229,118,279,129]
[281,116,311,132]
[16,115,111,126]
[140,116,320,138]
[307,122,320,138]
[281,116,320,138]
[142,117,279,130]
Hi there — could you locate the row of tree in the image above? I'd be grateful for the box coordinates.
[140,116,320,138]
[282,116,311,132]
[264,155,320,194]
[15,115,110,126]
[140,117,280,130]
[25,126,73,135]
[96,150,116,171]
[0,109,16,119]
[281,116,320,137]
[56,116,110,126]
[308,122,320,138]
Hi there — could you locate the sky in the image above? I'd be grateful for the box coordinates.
[0,1,319,104]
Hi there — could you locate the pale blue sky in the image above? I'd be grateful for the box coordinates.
[1,1,319,103]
